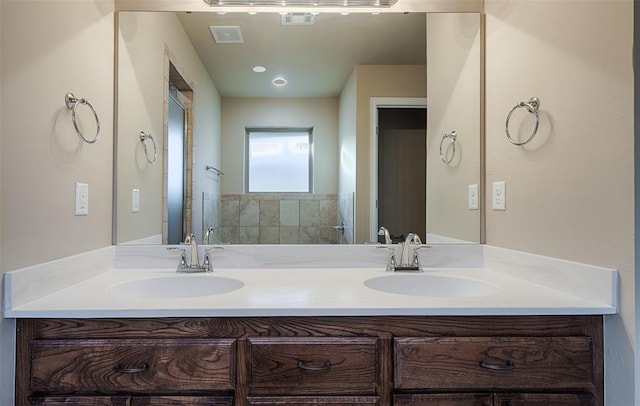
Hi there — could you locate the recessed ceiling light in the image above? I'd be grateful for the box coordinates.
[253,66,267,73]
[248,11,258,15]
[340,12,350,15]
[272,77,288,86]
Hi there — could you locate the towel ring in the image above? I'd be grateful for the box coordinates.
[65,93,100,144]
[139,131,157,164]
[505,97,540,146]
[439,130,457,165]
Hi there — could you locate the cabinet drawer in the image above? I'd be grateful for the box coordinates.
[247,337,379,395]
[247,396,379,405]
[29,397,131,405]
[394,393,493,406]
[132,396,234,405]
[394,337,593,390]
[30,339,235,393]
[30,397,234,406]
[494,393,594,406]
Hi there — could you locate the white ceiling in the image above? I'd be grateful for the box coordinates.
[175,11,426,98]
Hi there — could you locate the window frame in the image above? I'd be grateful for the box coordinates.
[244,127,314,194]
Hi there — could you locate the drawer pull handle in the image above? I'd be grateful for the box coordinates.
[114,363,148,374]
[297,360,332,372]
[480,360,515,370]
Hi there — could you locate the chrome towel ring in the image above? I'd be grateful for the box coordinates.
[139,131,157,164]
[505,97,540,146]
[65,93,100,144]
[439,130,457,165]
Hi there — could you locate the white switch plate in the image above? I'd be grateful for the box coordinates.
[132,189,140,213]
[75,183,89,216]
[468,184,479,210]
[492,181,506,211]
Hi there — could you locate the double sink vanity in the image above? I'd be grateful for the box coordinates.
[4,244,616,405]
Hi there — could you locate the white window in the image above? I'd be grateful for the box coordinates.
[246,128,313,193]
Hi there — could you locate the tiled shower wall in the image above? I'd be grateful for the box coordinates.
[210,194,341,244]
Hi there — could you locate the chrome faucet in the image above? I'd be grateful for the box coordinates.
[397,232,423,271]
[203,226,214,244]
[184,233,199,267]
[167,234,214,273]
[378,226,392,244]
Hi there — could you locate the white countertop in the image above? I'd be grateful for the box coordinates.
[3,245,618,318]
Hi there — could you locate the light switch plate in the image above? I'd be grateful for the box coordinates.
[132,189,140,213]
[75,183,89,216]
[468,184,479,210]
[492,181,506,211]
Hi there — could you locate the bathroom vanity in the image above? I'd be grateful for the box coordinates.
[16,315,601,406]
[4,245,616,406]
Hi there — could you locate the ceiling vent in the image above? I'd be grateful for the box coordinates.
[281,12,316,26]
[209,26,244,44]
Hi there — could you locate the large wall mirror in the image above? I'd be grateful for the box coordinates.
[115,7,482,246]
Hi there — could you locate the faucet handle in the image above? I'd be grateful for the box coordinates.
[167,247,187,270]
[379,246,397,272]
[202,247,224,273]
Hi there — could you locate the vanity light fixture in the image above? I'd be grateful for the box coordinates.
[272,77,288,86]
[203,0,397,6]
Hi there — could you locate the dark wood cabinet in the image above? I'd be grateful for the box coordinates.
[16,316,603,406]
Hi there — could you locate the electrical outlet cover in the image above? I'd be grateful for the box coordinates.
[492,181,506,211]
[468,184,479,210]
[75,183,89,216]
[132,189,140,213]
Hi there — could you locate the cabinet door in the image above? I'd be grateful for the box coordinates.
[246,396,380,405]
[494,393,594,406]
[29,396,131,405]
[394,393,492,406]
[131,396,234,405]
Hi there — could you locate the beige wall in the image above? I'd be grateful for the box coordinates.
[0,0,116,404]
[485,1,635,403]
[116,11,222,244]
[2,0,114,268]
[426,13,481,244]
[354,65,427,242]
[220,97,339,195]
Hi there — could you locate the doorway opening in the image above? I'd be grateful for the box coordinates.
[369,97,427,243]
[163,60,194,244]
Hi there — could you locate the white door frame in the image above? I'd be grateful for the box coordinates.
[369,97,427,242]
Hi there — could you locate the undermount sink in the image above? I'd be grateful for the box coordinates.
[109,275,244,299]
[364,274,501,298]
